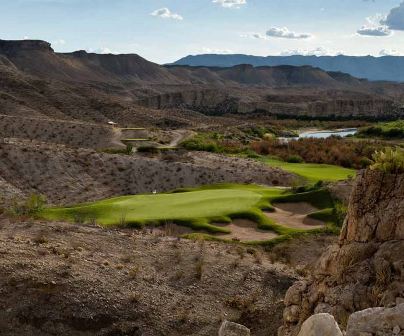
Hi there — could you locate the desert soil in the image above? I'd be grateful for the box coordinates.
[0,216,299,336]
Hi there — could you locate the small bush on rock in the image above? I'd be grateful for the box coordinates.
[371,148,404,173]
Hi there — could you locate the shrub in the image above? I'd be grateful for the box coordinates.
[286,155,304,163]
[181,138,222,153]
[358,120,404,139]
[125,143,133,155]
[251,137,385,169]
[8,193,46,217]
[100,143,133,155]
[333,201,348,227]
[137,145,159,154]
[370,148,404,173]
[359,157,372,168]
[181,132,247,154]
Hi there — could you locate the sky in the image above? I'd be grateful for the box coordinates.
[1,0,404,63]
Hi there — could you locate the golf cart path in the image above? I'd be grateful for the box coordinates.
[167,130,195,147]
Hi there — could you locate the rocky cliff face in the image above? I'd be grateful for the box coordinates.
[138,90,399,120]
[279,169,404,335]
[340,170,404,243]
[0,39,53,55]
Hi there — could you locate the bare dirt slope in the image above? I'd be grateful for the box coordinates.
[0,140,295,205]
[0,216,297,336]
[0,114,123,149]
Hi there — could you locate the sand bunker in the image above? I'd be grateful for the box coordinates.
[149,203,324,242]
[217,219,279,242]
[265,202,325,230]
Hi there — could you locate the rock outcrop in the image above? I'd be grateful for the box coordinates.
[296,305,404,336]
[297,314,342,336]
[340,169,404,243]
[346,304,404,336]
[218,321,251,336]
[279,169,404,336]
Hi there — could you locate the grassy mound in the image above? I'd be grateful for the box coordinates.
[271,189,334,209]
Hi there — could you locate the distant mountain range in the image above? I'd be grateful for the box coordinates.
[0,39,403,121]
[0,39,371,87]
[173,54,404,83]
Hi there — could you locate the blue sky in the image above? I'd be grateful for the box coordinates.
[1,0,403,63]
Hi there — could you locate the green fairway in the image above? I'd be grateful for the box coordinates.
[263,158,355,182]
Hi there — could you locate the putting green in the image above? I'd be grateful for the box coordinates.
[263,158,355,182]
[40,184,340,242]
[41,187,280,228]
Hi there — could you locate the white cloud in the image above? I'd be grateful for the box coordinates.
[87,47,117,54]
[357,26,391,36]
[212,0,246,8]
[379,49,401,56]
[266,27,313,39]
[151,8,183,20]
[357,14,391,36]
[53,39,66,45]
[279,47,343,57]
[199,47,233,54]
[241,33,268,40]
[242,28,313,40]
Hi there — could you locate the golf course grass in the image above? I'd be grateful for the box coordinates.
[263,158,355,183]
[40,184,341,244]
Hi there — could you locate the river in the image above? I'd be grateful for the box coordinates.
[279,128,357,142]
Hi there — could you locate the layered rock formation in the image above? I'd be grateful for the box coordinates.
[279,169,404,335]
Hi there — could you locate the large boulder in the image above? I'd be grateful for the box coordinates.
[219,321,250,336]
[297,313,343,336]
[346,304,404,336]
